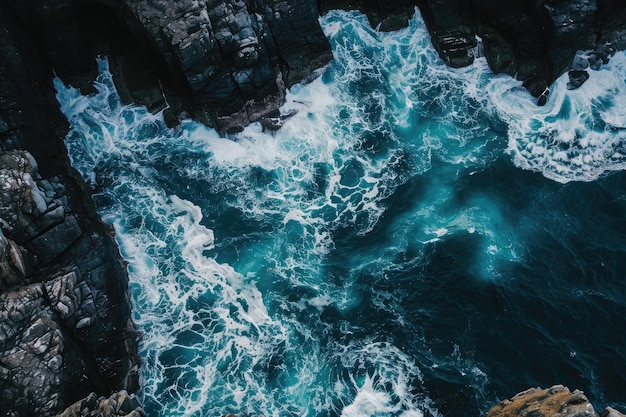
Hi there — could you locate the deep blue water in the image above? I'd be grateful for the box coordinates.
[56,9,626,417]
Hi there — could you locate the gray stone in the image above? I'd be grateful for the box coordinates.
[602,407,626,417]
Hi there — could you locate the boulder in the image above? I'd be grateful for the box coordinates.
[487,385,598,417]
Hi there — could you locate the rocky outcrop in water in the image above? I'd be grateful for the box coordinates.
[0,3,140,416]
[4,0,332,135]
[123,0,333,132]
[416,0,626,104]
[320,0,626,104]
[487,385,626,417]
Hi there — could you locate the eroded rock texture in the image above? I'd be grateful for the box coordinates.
[320,0,626,104]
[0,3,140,416]
[3,0,332,134]
[419,0,626,103]
[125,0,332,132]
[487,385,598,417]
[55,390,145,417]
[487,385,626,417]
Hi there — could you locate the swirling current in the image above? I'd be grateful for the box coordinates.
[55,9,626,417]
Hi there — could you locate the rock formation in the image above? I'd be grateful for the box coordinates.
[3,0,333,135]
[55,390,145,417]
[0,3,140,416]
[320,0,626,104]
[487,385,626,417]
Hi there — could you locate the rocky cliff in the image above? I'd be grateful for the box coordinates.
[2,0,626,416]
[3,0,333,135]
[0,3,141,416]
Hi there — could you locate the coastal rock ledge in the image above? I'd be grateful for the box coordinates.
[487,385,626,417]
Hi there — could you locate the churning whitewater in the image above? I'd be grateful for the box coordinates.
[56,8,626,417]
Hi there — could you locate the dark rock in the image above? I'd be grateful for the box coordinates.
[68,0,335,134]
[0,3,141,416]
[318,0,419,32]
[259,109,298,131]
[55,390,145,417]
[411,0,626,103]
[572,51,590,71]
[567,69,590,89]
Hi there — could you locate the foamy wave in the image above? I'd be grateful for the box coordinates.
[328,340,437,417]
[482,52,626,183]
[53,8,534,417]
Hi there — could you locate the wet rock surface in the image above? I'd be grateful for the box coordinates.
[55,390,145,417]
[321,0,626,103]
[3,0,333,134]
[0,4,140,416]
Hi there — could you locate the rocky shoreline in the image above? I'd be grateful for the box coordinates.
[1,1,625,416]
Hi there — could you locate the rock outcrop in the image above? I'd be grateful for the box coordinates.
[55,390,145,417]
[320,0,626,104]
[118,0,333,132]
[3,0,333,135]
[0,3,140,416]
[487,385,626,417]
[419,0,626,103]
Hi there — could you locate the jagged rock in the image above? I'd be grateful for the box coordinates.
[487,385,598,417]
[412,0,626,104]
[0,4,140,416]
[0,284,68,415]
[567,69,590,90]
[0,231,26,288]
[55,391,145,417]
[4,0,332,134]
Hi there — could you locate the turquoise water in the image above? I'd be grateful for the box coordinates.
[56,9,626,417]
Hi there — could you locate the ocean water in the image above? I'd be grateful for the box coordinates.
[55,9,626,417]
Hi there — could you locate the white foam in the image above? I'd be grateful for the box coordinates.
[329,340,434,417]
[53,9,524,416]
[479,51,626,183]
